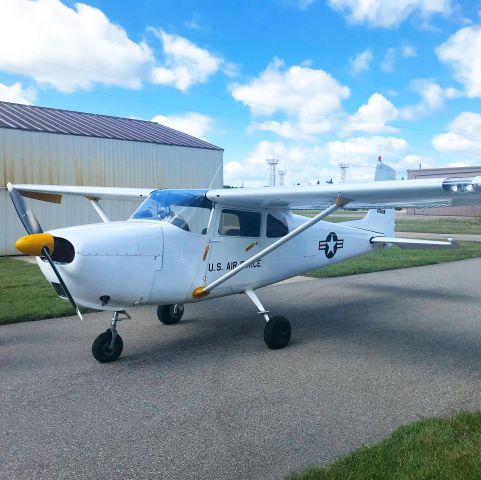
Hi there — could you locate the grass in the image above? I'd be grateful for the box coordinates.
[0,257,91,325]
[288,411,481,480]
[395,217,481,234]
[306,241,481,278]
[295,210,481,234]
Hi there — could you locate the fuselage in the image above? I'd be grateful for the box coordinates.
[36,204,380,311]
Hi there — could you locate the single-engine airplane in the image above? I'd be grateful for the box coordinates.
[7,160,481,363]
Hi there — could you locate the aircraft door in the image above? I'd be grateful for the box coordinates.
[203,207,264,294]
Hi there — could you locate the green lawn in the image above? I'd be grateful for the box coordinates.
[395,217,481,234]
[295,210,481,234]
[289,411,481,480]
[0,257,90,325]
[307,241,481,278]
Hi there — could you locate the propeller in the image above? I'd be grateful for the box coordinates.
[7,183,83,320]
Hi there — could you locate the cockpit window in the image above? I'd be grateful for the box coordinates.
[130,190,212,235]
[218,209,261,237]
[266,213,289,238]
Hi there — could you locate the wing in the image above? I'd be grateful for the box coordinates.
[7,183,153,204]
[207,176,481,210]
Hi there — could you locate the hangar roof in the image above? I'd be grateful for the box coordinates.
[0,101,222,151]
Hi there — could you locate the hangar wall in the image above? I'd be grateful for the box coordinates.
[1,128,223,255]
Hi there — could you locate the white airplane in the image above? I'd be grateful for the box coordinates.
[7,160,481,363]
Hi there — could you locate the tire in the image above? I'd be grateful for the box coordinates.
[157,304,184,325]
[264,316,291,349]
[92,330,123,363]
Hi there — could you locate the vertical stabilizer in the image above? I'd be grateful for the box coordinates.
[340,159,396,235]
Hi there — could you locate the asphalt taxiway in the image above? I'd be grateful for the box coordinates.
[2,259,481,479]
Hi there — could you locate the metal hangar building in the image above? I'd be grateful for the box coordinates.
[0,101,223,256]
[407,166,481,217]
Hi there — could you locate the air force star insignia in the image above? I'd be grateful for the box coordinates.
[319,232,344,259]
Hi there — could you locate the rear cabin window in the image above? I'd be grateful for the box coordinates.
[266,213,289,238]
[219,209,261,237]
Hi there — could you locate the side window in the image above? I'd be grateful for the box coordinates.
[219,209,261,237]
[266,213,289,238]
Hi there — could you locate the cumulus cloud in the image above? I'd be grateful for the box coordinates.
[349,49,373,74]
[0,0,154,92]
[150,29,224,91]
[224,140,334,187]
[327,0,451,28]
[344,93,398,134]
[399,80,458,120]
[224,135,417,187]
[433,112,481,158]
[436,26,481,97]
[0,1,230,94]
[0,82,36,104]
[152,112,213,139]
[231,58,350,140]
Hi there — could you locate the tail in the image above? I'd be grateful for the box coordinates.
[341,160,396,235]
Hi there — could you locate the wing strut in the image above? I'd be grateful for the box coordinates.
[88,198,110,223]
[192,197,350,298]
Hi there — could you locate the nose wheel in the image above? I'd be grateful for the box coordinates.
[92,310,129,363]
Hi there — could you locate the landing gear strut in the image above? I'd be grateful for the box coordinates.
[92,310,130,363]
[245,289,291,349]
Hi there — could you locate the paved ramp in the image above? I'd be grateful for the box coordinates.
[2,259,481,479]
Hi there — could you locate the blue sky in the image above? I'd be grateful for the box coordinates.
[1,0,481,186]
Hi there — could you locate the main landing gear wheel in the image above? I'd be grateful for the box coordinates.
[92,329,123,363]
[157,304,184,325]
[264,316,291,349]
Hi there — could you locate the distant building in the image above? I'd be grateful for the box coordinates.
[407,166,481,217]
[0,101,223,255]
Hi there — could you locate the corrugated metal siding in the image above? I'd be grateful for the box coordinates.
[1,128,223,255]
[407,167,481,216]
[0,101,222,151]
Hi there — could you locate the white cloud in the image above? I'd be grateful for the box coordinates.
[381,48,397,73]
[436,26,481,97]
[381,45,417,73]
[397,154,435,172]
[152,112,213,139]
[399,80,458,120]
[344,93,398,134]
[327,0,451,28]
[231,58,350,140]
[0,0,154,92]
[224,140,334,187]
[401,45,417,58]
[325,136,409,180]
[224,135,416,187]
[0,82,36,104]
[150,29,223,91]
[296,0,315,10]
[349,49,373,74]
[433,112,481,158]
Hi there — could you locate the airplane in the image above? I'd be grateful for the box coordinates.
[7,159,481,363]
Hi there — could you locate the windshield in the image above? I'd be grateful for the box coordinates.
[130,190,212,235]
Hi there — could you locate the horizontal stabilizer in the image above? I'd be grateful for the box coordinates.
[370,236,457,250]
